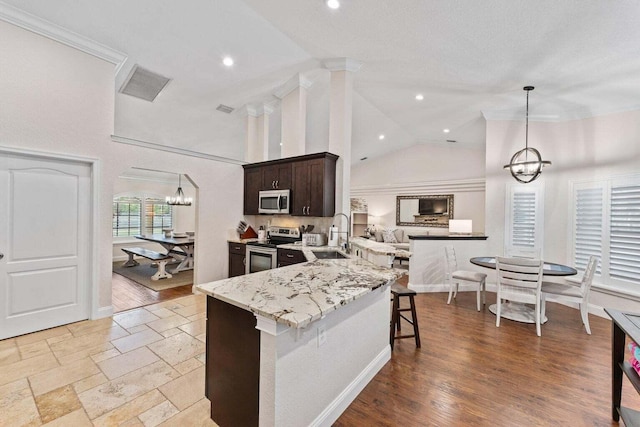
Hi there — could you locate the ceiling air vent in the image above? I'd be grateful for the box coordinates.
[119,65,171,102]
[216,104,234,114]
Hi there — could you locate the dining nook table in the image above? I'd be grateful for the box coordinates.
[469,256,577,324]
[135,234,195,274]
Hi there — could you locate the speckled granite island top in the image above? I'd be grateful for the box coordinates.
[196,258,405,329]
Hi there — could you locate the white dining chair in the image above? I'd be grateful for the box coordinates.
[541,256,598,334]
[495,256,544,336]
[445,246,487,311]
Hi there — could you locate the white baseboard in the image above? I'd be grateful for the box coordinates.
[310,346,391,427]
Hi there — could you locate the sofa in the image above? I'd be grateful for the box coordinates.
[373,228,429,251]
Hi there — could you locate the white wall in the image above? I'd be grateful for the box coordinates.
[485,110,640,310]
[0,21,243,316]
[351,143,486,233]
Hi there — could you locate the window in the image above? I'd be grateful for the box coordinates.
[113,194,172,237]
[572,176,640,286]
[505,184,544,258]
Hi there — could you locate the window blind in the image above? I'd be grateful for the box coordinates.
[609,184,640,283]
[511,192,537,248]
[112,197,142,237]
[574,187,603,272]
[144,197,172,235]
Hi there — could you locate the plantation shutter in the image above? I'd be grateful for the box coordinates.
[511,191,537,248]
[112,196,142,236]
[573,187,603,272]
[609,184,640,282]
[144,197,172,235]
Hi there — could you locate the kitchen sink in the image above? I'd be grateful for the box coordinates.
[312,250,348,259]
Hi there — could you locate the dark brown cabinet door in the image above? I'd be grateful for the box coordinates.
[291,156,337,217]
[262,164,291,190]
[228,243,246,277]
[277,248,306,266]
[243,168,262,215]
[291,160,310,216]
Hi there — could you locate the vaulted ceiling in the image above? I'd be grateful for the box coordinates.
[3,0,640,164]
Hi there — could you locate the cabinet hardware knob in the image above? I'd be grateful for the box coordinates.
[275,180,279,188]
[0,253,3,260]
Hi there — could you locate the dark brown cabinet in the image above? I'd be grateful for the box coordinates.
[291,155,337,217]
[277,248,306,268]
[228,242,246,277]
[242,152,338,217]
[243,169,262,215]
[262,163,291,191]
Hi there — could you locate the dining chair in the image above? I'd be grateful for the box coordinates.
[495,256,544,336]
[445,246,487,311]
[541,256,598,334]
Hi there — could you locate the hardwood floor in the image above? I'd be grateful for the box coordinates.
[335,276,640,426]
[111,271,194,313]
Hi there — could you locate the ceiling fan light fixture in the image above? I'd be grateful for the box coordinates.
[503,86,551,184]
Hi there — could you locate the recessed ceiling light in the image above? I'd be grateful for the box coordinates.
[222,56,234,67]
[415,94,424,101]
[326,0,340,9]
[279,142,283,146]
[443,129,450,133]
[379,134,385,140]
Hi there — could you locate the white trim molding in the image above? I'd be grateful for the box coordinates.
[273,73,314,99]
[0,2,127,73]
[111,135,246,165]
[351,178,485,197]
[323,57,363,73]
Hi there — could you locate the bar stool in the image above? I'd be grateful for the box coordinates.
[390,282,421,349]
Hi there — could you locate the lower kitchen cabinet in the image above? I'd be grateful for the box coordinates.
[277,248,306,268]
[228,242,246,277]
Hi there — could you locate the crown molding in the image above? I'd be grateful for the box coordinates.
[246,102,276,117]
[111,135,246,165]
[273,73,314,99]
[323,57,363,73]
[0,2,127,73]
[350,178,485,197]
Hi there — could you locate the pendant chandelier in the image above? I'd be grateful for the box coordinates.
[166,174,192,206]
[503,86,551,183]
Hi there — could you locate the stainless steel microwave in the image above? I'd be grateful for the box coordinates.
[258,189,290,214]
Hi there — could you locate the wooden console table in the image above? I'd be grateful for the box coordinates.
[605,308,640,425]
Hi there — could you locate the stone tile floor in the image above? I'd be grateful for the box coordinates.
[0,294,218,426]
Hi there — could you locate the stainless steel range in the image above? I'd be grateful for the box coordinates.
[245,226,301,274]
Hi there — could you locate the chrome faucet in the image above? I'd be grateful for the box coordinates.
[332,213,351,254]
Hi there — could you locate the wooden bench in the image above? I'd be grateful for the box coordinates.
[121,247,173,281]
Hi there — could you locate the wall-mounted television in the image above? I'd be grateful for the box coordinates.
[419,198,449,215]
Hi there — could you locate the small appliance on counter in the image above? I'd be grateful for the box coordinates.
[302,233,327,247]
[257,226,266,241]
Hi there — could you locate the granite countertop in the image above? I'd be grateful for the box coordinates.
[196,256,405,329]
[350,237,412,258]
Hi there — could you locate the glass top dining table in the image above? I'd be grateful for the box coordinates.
[469,256,578,324]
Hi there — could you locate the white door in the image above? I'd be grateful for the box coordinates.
[0,153,91,340]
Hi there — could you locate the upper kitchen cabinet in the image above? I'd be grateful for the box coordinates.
[291,153,337,217]
[262,163,291,191]
[242,152,338,217]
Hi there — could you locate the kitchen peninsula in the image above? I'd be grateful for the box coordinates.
[196,254,405,426]
[408,233,489,293]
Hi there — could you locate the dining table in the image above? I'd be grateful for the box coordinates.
[469,256,577,324]
[135,234,195,274]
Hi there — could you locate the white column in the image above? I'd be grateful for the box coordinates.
[274,73,313,158]
[324,58,362,217]
[245,103,273,163]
